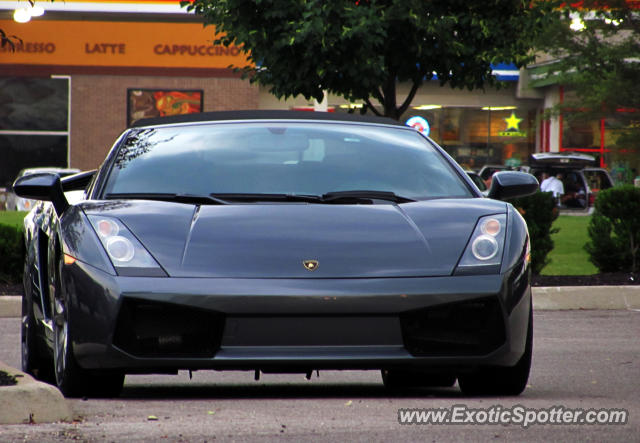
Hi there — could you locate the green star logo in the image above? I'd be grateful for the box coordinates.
[498,112,526,137]
[505,112,522,131]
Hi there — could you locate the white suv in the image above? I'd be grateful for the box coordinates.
[529,153,615,211]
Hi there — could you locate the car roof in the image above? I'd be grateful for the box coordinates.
[131,110,404,128]
[479,164,510,171]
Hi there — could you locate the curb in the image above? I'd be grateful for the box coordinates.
[0,361,71,425]
[532,285,640,310]
[0,296,21,318]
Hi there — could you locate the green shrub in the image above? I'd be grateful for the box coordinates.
[0,223,25,284]
[510,191,559,275]
[585,185,640,273]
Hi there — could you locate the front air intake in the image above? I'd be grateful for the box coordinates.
[113,298,224,358]
[400,297,505,357]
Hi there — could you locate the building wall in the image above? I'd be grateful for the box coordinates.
[542,86,562,153]
[70,75,258,170]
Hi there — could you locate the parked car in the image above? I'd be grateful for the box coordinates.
[478,164,512,181]
[6,167,80,211]
[478,164,530,182]
[14,110,538,398]
[465,170,488,196]
[528,153,614,210]
[0,187,8,210]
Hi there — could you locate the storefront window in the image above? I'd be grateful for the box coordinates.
[562,109,640,182]
[400,106,536,170]
[331,103,536,170]
[0,135,68,184]
[604,112,639,183]
[0,77,69,186]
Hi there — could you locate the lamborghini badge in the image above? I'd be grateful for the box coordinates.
[303,260,319,271]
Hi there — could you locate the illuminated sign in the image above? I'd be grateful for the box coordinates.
[405,116,430,136]
[0,19,250,71]
[1,0,186,15]
[498,112,527,137]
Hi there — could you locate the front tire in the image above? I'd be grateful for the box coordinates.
[21,290,54,383]
[52,253,124,398]
[458,306,533,396]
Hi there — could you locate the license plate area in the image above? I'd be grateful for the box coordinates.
[221,316,402,347]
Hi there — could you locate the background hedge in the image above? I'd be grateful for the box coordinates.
[0,223,25,284]
[585,185,640,273]
[509,191,559,275]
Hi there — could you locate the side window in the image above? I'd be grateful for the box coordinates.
[584,170,613,191]
[595,171,613,190]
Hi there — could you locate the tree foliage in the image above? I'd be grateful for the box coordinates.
[184,0,558,119]
[0,29,22,52]
[534,1,640,150]
[0,224,25,284]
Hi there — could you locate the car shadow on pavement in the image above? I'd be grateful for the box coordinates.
[119,382,464,400]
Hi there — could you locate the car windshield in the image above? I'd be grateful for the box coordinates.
[101,121,472,201]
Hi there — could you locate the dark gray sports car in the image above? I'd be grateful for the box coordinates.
[14,111,538,398]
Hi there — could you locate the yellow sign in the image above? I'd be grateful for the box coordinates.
[498,112,527,137]
[0,20,250,70]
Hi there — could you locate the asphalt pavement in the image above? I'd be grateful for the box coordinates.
[0,285,639,426]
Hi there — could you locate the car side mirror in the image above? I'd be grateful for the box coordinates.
[488,171,539,201]
[13,172,69,215]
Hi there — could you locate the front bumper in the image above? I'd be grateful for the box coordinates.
[64,261,531,373]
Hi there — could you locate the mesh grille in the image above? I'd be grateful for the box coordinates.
[113,298,224,358]
[400,297,505,357]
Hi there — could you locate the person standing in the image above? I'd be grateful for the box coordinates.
[540,172,564,204]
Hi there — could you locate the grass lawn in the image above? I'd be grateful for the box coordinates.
[541,214,598,276]
[0,211,28,228]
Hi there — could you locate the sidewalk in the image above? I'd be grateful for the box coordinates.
[532,285,640,310]
[1,286,639,425]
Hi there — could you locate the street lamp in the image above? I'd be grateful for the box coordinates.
[13,4,46,23]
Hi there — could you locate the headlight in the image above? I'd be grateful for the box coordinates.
[105,236,135,262]
[87,215,166,276]
[471,234,499,260]
[455,214,507,275]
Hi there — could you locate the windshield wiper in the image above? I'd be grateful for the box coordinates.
[320,190,416,204]
[105,193,228,205]
[206,191,416,204]
[209,193,323,203]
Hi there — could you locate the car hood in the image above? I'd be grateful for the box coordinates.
[82,199,507,278]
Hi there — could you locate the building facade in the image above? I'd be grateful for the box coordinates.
[3,1,634,188]
[0,10,259,185]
